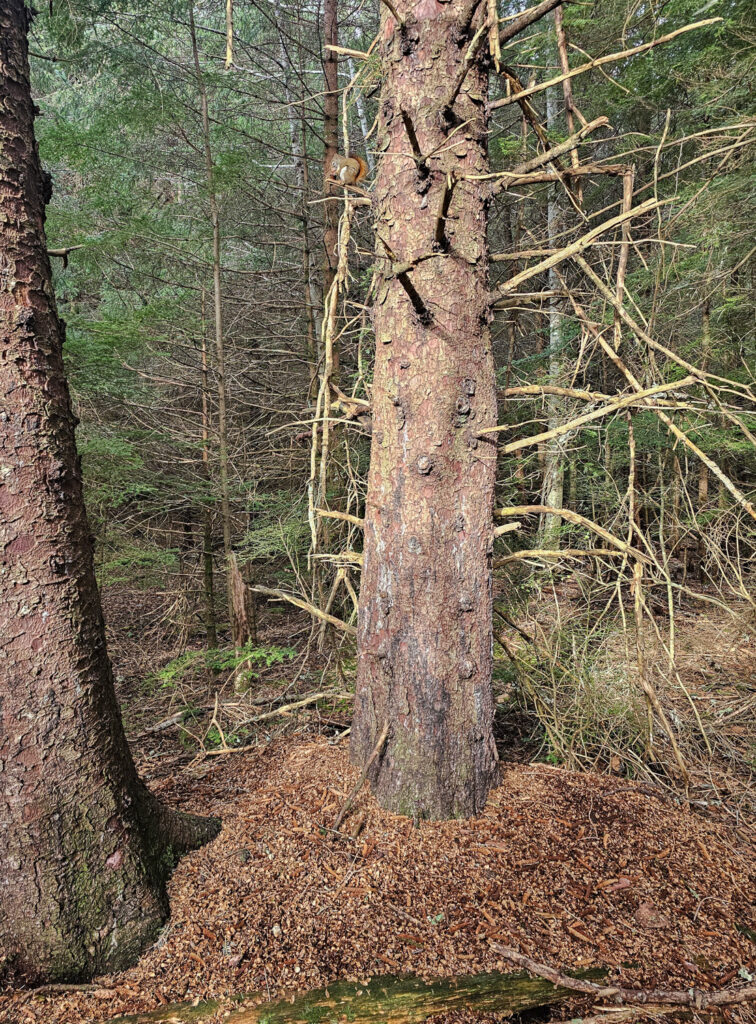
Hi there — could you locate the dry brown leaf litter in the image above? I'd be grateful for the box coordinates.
[1,737,754,1024]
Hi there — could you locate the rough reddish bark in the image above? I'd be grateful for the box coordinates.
[322,0,340,315]
[0,1,219,983]
[351,0,498,818]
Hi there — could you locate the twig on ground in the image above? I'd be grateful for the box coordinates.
[333,721,389,832]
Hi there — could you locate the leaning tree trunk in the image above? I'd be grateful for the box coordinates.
[0,1,218,983]
[351,0,498,819]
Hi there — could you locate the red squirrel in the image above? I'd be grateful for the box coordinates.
[329,154,369,186]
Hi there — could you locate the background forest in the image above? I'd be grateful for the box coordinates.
[31,0,754,784]
[1,0,756,1020]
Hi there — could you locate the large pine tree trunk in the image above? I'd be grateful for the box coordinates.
[351,0,498,819]
[0,1,218,983]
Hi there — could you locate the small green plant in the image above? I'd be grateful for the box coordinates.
[208,641,297,673]
[143,642,297,694]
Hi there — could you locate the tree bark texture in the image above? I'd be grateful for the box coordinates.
[0,1,219,983]
[322,0,340,315]
[351,0,498,819]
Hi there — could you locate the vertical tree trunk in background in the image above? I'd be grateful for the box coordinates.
[698,300,711,506]
[224,0,234,68]
[190,9,253,645]
[322,0,340,325]
[348,26,375,173]
[0,1,219,982]
[200,318,218,649]
[351,0,498,819]
[538,38,565,547]
[272,0,319,389]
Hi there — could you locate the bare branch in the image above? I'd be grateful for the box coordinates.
[251,585,357,635]
[489,943,756,1009]
[400,108,428,173]
[494,197,663,297]
[499,0,566,47]
[482,378,696,450]
[317,507,364,527]
[494,505,651,561]
[325,44,372,60]
[504,116,608,179]
[492,19,722,110]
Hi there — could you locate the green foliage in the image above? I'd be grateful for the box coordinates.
[238,491,311,563]
[99,539,178,587]
[209,641,297,673]
[145,642,297,694]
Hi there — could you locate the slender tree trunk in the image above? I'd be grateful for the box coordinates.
[322,0,340,319]
[273,0,319,388]
[698,300,711,506]
[311,0,343,642]
[0,2,218,982]
[200,316,218,649]
[351,0,498,819]
[190,8,252,645]
[538,68,565,546]
[348,27,375,172]
[224,0,234,68]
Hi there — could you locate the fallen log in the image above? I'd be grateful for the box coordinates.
[105,967,606,1023]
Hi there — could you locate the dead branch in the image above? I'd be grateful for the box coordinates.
[494,505,651,561]
[379,0,405,29]
[492,289,569,308]
[238,691,353,728]
[400,108,428,172]
[499,0,567,46]
[434,175,456,245]
[500,384,611,401]
[325,44,371,60]
[527,380,687,446]
[497,66,558,161]
[502,116,608,180]
[251,585,357,635]
[494,197,662,296]
[46,244,84,268]
[316,507,364,527]
[478,163,628,188]
[491,19,722,109]
[444,14,492,110]
[493,521,522,537]
[333,721,389,831]
[489,943,756,1009]
[481,378,696,447]
[574,255,755,400]
[570,260,756,521]
[312,551,364,564]
[494,548,622,565]
[396,269,433,323]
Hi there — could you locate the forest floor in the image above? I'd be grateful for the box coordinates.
[2,585,755,1024]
